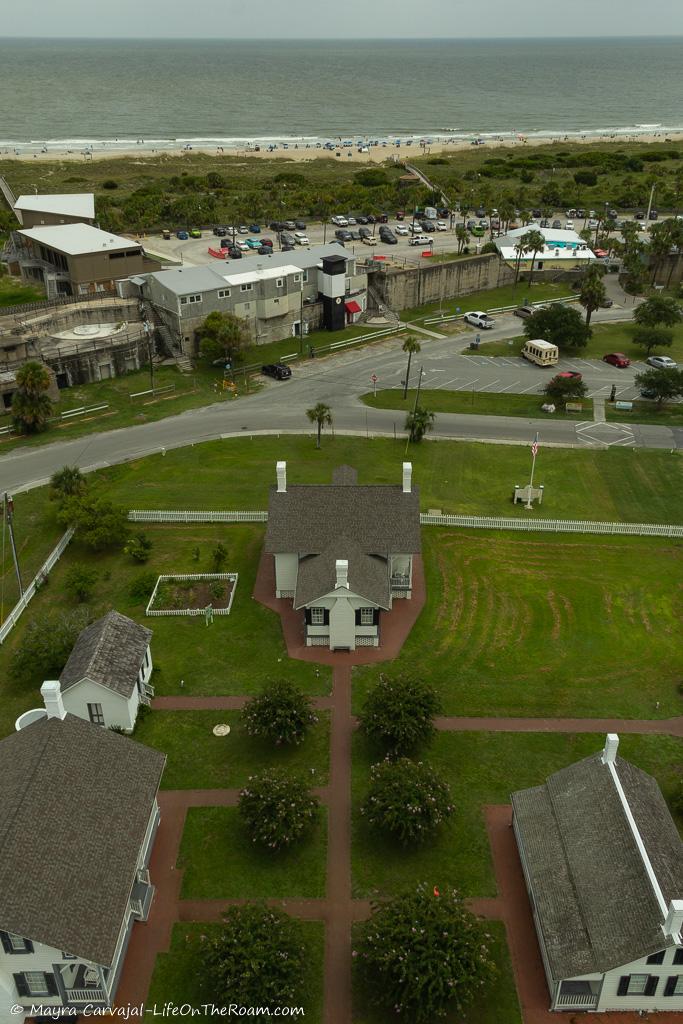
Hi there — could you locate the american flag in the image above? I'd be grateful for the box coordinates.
[531,436,539,458]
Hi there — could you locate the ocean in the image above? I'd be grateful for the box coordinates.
[1,37,682,152]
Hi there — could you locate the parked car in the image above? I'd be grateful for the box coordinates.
[565,208,577,218]
[294,232,310,245]
[576,208,586,218]
[244,237,261,249]
[249,224,260,233]
[260,237,274,247]
[649,209,659,220]
[379,229,398,244]
[463,311,495,329]
[280,232,296,246]
[236,240,250,252]
[513,305,536,319]
[257,245,271,255]
[162,229,171,240]
[347,217,357,226]
[335,229,353,241]
[366,214,376,224]
[421,219,436,232]
[607,209,618,220]
[602,352,630,368]
[213,226,225,236]
[378,214,389,223]
[436,220,448,231]
[348,230,361,240]
[599,296,613,307]
[395,224,409,236]
[189,228,202,238]
[552,219,562,229]
[466,219,477,230]
[647,354,678,369]
[238,225,249,234]
[565,219,575,230]
[358,226,372,239]
[471,226,485,236]
[634,211,646,220]
[396,210,405,220]
[408,234,433,246]
[476,208,486,218]
[176,230,189,240]
[362,234,377,245]
[227,246,242,259]
[555,371,583,381]
[281,244,295,252]
[295,220,307,230]
[331,215,348,226]
[356,215,368,225]
[587,218,599,229]
[284,221,296,230]
[640,387,657,399]
[220,237,231,249]
[540,218,550,228]
[262,363,292,380]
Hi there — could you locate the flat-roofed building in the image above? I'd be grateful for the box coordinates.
[496,225,596,271]
[10,224,158,299]
[13,193,96,228]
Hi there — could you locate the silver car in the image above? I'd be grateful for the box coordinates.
[646,355,678,370]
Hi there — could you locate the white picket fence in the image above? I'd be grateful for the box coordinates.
[128,510,267,523]
[0,528,75,644]
[127,509,683,538]
[419,514,683,537]
[146,572,238,617]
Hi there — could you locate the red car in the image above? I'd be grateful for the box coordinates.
[602,352,630,368]
[555,371,583,381]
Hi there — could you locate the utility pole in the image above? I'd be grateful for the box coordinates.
[645,183,656,223]
[404,365,424,455]
[3,492,23,599]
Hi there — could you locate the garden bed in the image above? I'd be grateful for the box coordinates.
[146,573,238,617]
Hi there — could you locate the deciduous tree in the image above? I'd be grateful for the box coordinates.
[361,758,454,844]
[243,680,318,746]
[524,303,591,350]
[359,675,441,754]
[239,770,319,850]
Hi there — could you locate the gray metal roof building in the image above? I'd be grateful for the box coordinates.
[60,609,152,698]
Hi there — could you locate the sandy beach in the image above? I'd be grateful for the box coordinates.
[3,130,683,165]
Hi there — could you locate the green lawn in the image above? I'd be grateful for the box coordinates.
[474,319,683,364]
[0,273,44,307]
[0,522,330,740]
[178,806,327,899]
[400,282,574,322]
[136,709,329,789]
[351,732,683,900]
[606,399,683,427]
[362,388,593,420]
[355,529,683,718]
[353,920,521,1024]
[148,920,324,1022]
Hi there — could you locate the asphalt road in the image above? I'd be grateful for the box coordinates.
[2,299,680,495]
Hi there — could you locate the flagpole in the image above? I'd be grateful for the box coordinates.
[525,433,539,510]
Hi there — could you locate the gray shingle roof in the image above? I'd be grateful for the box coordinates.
[0,715,165,966]
[60,610,152,698]
[512,751,683,981]
[265,468,420,606]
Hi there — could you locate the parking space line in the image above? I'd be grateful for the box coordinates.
[454,379,480,391]
[520,382,542,394]
[496,380,522,393]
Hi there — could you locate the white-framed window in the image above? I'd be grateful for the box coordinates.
[293,273,302,283]
[24,972,50,996]
[359,607,374,626]
[7,933,29,952]
[240,283,253,293]
[243,302,251,310]
[310,607,325,625]
[302,270,309,283]
[88,702,104,726]
[181,294,201,305]
[275,278,283,288]
[218,288,230,298]
[626,975,649,995]
[673,977,683,996]
[180,297,187,305]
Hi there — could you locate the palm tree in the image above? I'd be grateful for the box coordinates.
[11,361,53,434]
[50,465,87,502]
[402,336,421,399]
[523,229,546,289]
[406,406,435,443]
[578,265,607,327]
[455,224,470,254]
[306,402,333,449]
[512,234,533,292]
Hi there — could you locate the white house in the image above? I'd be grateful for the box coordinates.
[495,225,596,270]
[264,461,421,651]
[0,702,165,1020]
[54,608,154,731]
[512,734,683,1013]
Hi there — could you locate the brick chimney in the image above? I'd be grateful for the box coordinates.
[663,900,683,939]
[402,461,412,493]
[335,559,349,589]
[601,733,619,764]
[41,680,66,720]
[276,460,287,493]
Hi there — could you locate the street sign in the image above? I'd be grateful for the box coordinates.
[371,373,378,397]
[371,373,378,383]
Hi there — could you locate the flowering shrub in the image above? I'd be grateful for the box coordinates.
[361,757,453,845]
[205,904,306,1008]
[359,675,441,754]
[239,769,319,850]
[243,679,318,746]
[355,883,496,1022]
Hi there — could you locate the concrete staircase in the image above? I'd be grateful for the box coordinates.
[175,355,193,373]
[359,281,401,327]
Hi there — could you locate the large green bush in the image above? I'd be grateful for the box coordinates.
[243,680,317,746]
[361,757,454,845]
[239,770,319,850]
[359,675,441,754]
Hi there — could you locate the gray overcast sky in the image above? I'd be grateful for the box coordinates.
[6,0,683,38]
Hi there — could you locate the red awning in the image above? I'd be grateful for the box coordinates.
[345,300,361,314]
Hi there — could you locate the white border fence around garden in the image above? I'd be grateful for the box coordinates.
[145,572,238,617]
[0,528,75,644]
[127,510,683,537]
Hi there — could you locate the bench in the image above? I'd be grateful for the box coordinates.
[614,400,633,411]
[565,402,583,412]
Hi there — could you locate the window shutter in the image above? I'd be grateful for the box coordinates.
[13,974,28,998]
[617,977,629,996]
[0,931,12,954]
[354,609,361,626]
[304,608,312,625]
[323,609,330,625]
[644,976,658,996]
[664,976,677,997]
[46,973,58,996]
[674,949,683,965]
[373,609,380,625]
